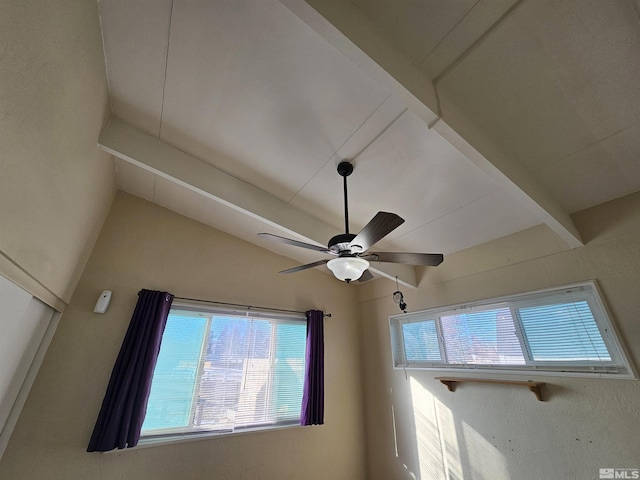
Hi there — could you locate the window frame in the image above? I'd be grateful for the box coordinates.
[389,281,636,379]
[139,300,308,445]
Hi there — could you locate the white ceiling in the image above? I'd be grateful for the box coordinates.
[97,0,640,287]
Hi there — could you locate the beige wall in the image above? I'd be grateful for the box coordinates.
[357,192,640,480]
[0,0,116,305]
[0,192,367,480]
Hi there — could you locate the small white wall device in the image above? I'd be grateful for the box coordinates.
[93,290,112,314]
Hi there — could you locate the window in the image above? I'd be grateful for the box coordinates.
[0,275,59,460]
[140,303,307,442]
[390,282,635,378]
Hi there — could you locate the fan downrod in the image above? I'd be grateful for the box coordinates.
[337,161,354,236]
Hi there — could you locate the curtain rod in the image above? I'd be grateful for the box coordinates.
[172,296,332,318]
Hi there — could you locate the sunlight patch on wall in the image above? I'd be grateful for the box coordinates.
[434,397,463,479]
[409,377,462,479]
[462,421,509,479]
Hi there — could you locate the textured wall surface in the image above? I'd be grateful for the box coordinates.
[0,193,366,480]
[0,0,115,303]
[357,192,640,480]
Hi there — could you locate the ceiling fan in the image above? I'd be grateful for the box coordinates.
[258,161,443,283]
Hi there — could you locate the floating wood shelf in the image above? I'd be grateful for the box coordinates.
[435,377,546,401]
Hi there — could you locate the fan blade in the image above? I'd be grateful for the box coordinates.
[363,251,444,266]
[279,259,329,274]
[350,212,404,252]
[356,269,374,283]
[258,233,330,254]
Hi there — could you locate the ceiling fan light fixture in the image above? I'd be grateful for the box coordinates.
[259,161,443,282]
[327,257,369,283]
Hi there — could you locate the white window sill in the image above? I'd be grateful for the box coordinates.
[104,423,308,453]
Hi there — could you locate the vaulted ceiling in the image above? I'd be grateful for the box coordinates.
[97,0,640,287]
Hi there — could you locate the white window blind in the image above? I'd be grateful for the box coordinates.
[141,305,307,442]
[440,308,526,365]
[517,300,610,362]
[401,320,442,363]
[389,282,635,378]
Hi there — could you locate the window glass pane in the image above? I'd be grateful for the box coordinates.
[389,282,631,377]
[402,320,441,362]
[518,301,611,362]
[142,310,306,438]
[273,323,306,421]
[143,313,207,431]
[440,308,525,365]
[198,317,272,429]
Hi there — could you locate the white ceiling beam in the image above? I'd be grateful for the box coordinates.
[281,0,582,248]
[99,117,419,287]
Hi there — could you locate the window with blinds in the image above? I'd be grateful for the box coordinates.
[140,304,307,442]
[390,282,635,378]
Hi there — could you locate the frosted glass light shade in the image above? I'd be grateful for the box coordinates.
[327,257,369,282]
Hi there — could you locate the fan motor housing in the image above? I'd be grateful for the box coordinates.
[328,233,356,253]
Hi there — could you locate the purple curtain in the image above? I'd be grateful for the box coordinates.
[301,309,324,425]
[87,289,173,452]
